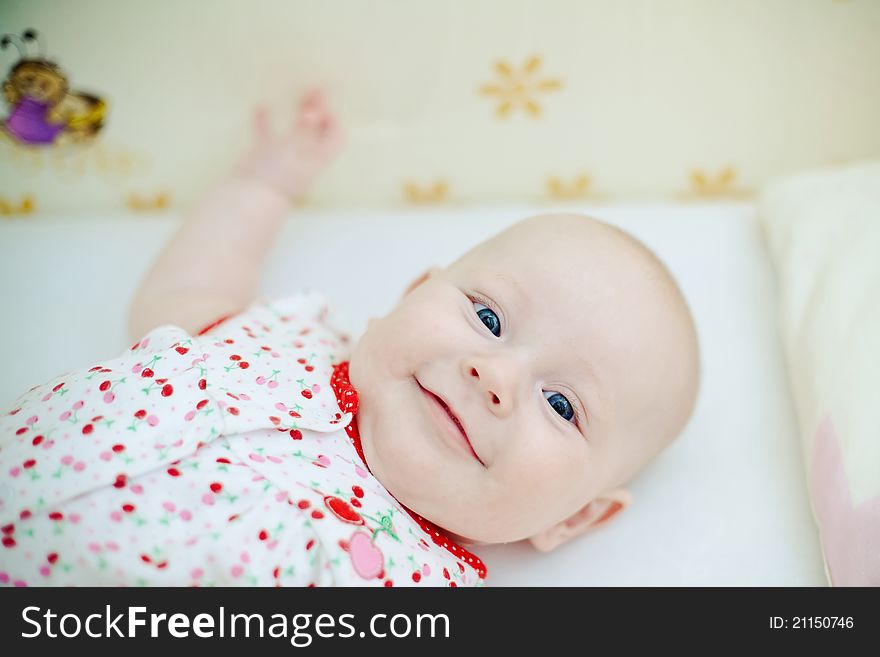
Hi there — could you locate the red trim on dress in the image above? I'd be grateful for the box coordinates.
[330,361,487,580]
[196,313,236,336]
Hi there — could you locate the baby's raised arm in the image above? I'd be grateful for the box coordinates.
[127,89,343,340]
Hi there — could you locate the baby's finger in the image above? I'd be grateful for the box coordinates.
[252,105,272,143]
[316,113,344,154]
[299,87,326,112]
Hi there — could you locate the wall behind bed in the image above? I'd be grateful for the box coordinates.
[1,0,878,215]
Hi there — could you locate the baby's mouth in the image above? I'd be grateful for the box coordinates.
[415,378,485,466]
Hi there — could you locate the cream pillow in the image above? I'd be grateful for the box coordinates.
[758,160,880,586]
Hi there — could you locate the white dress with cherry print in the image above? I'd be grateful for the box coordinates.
[0,290,487,587]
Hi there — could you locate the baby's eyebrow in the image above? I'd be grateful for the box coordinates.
[492,272,528,306]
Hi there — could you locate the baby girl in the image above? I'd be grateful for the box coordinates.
[0,90,700,587]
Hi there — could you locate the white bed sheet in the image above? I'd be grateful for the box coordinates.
[0,201,827,585]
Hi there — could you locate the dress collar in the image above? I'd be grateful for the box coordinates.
[330,361,487,580]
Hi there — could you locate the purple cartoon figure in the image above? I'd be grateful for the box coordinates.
[1,29,106,146]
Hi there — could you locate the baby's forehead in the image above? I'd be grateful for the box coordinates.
[469,217,649,289]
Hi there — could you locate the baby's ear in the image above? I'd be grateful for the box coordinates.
[402,266,441,297]
[528,488,633,553]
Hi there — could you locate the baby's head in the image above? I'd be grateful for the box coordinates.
[349,213,700,551]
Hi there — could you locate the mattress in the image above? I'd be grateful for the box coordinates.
[0,201,828,585]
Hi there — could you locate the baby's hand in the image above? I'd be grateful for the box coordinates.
[232,88,344,201]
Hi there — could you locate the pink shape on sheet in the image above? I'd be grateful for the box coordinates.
[809,414,880,586]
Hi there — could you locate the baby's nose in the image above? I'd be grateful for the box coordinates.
[469,366,501,406]
[467,356,523,415]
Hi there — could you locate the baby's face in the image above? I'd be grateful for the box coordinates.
[349,214,698,547]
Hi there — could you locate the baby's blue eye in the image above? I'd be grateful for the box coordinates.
[473,301,501,337]
[545,391,575,423]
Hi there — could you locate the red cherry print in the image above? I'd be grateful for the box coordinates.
[239,362,249,369]
[82,424,94,435]
[289,411,301,418]
[2,536,15,548]
[273,566,280,578]
[156,561,168,569]
[338,539,349,552]
[32,435,43,446]
[323,496,364,525]
[297,358,306,365]
[449,582,457,588]
[196,399,209,410]
[111,444,125,453]
[310,510,324,520]
[350,498,362,508]
[305,365,314,372]
[99,380,111,391]
[301,390,313,399]
[216,457,231,464]
[226,392,240,400]
[224,339,234,344]
[134,409,147,419]
[15,427,27,436]
[412,571,422,583]
[443,568,450,580]
[19,510,31,520]
[22,459,36,469]
[175,346,189,355]
[113,474,127,489]
[229,354,241,361]
[305,539,315,551]
[227,407,239,416]
[122,503,135,513]
[198,379,207,390]
[289,429,302,440]
[297,499,310,510]
[1,524,12,534]
[89,366,102,372]
[352,485,364,498]
[258,530,269,541]
[91,415,104,422]
[49,512,64,521]
[141,368,154,378]
[155,378,168,385]
[209,482,223,493]
[167,467,181,477]
[140,554,152,563]
[47,552,58,564]
[52,382,65,392]
[384,580,393,587]
[161,384,174,397]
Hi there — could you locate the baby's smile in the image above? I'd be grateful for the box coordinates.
[415,377,485,466]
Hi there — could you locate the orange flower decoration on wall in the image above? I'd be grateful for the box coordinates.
[0,195,35,216]
[685,166,751,199]
[127,191,170,212]
[546,174,592,200]
[479,55,562,119]
[402,179,449,205]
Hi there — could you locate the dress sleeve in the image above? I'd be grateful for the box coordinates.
[195,289,353,355]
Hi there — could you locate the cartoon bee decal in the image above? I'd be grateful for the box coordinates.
[1,28,106,146]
